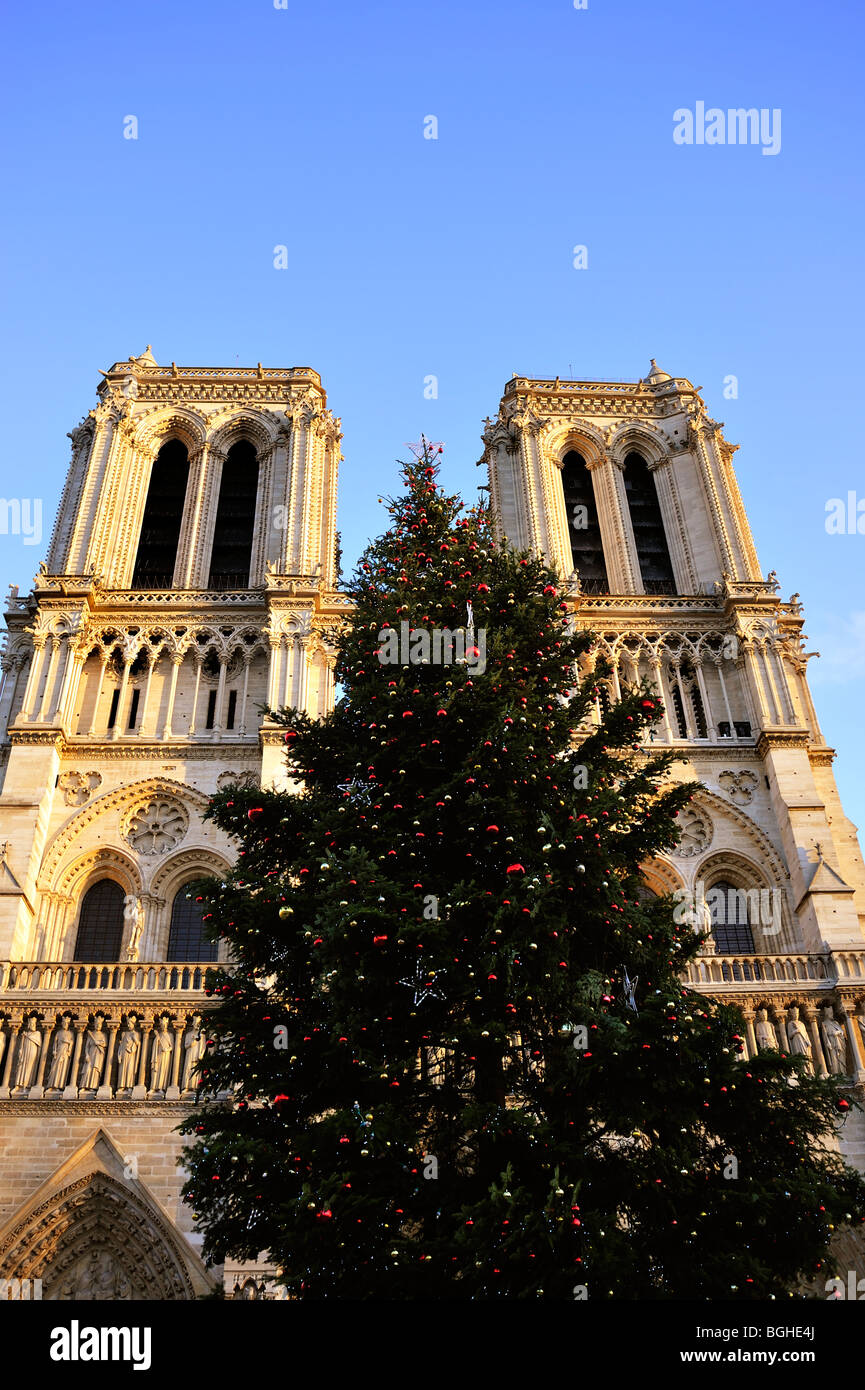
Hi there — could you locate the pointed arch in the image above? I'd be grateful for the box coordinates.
[622,452,676,595]
[0,1129,215,1299]
[132,439,190,588]
[208,439,259,589]
[560,450,608,593]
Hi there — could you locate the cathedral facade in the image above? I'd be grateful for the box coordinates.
[0,352,863,1298]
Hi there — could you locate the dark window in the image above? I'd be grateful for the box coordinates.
[167,888,218,962]
[205,690,217,729]
[734,720,752,738]
[107,689,120,729]
[131,439,190,589]
[623,453,676,595]
[670,683,687,738]
[560,451,608,594]
[208,440,259,589]
[74,880,125,961]
[226,689,237,729]
[709,879,756,954]
[127,688,140,729]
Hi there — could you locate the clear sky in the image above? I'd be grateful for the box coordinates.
[1,0,863,829]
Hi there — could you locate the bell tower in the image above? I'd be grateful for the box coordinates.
[480,365,865,1162]
[0,352,344,1297]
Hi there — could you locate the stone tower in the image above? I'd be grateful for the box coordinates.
[0,351,344,1297]
[479,363,865,1187]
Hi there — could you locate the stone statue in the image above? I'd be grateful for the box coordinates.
[786,1006,813,1072]
[820,1006,847,1075]
[754,1007,776,1051]
[116,1018,141,1090]
[79,1016,107,1089]
[12,1014,41,1089]
[149,1015,173,1092]
[123,895,144,962]
[181,1014,206,1092]
[45,1014,75,1089]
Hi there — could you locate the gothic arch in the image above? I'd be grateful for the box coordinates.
[543,422,608,471]
[692,847,794,951]
[56,846,143,902]
[0,1129,215,1299]
[39,778,211,894]
[639,856,685,897]
[148,848,233,959]
[690,789,789,894]
[606,421,669,470]
[208,410,278,458]
[131,405,208,457]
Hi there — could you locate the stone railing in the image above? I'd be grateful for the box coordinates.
[0,960,231,1102]
[686,951,865,1082]
[0,961,214,996]
[686,950,865,992]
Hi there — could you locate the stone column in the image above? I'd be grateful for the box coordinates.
[715,658,736,738]
[166,1019,186,1099]
[160,655,184,740]
[769,1006,788,1053]
[62,1021,88,1098]
[132,1018,153,1099]
[293,638,309,712]
[137,654,156,737]
[16,637,47,723]
[266,637,281,711]
[0,1018,20,1097]
[238,655,252,736]
[760,643,786,725]
[694,660,714,737]
[37,639,61,722]
[109,653,134,739]
[804,1005,828,1078]
[742,640,771,727]
[649,658,674,742]
[211,653,228,740]
[97,1018,121,1098]
[741,1006,758,1061]
[86,654,109,736]
[53,636,82,724]
[0,654,24,734]
[839,999,865,1086]
[187,653,203,737]
[671,663,696,740]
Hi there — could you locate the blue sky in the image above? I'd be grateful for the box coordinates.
[1,0,863,828]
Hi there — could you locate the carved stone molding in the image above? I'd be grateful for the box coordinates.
[122,798,190,855]
[57,770,103,807]
[671,806,713,859]
[717,769,759,805]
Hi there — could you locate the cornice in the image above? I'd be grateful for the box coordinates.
[756,732,811,756]
[0,1100,199,1115]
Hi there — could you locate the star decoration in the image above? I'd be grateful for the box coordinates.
[398,962,445,1006]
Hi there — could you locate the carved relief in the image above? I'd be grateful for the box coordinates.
[58,770,103,806]
[122,798,189,855]
[216,770,260,791]
[672,807,712,859]
[718,769,759,806]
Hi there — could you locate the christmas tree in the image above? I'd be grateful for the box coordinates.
[180,447,865,1299]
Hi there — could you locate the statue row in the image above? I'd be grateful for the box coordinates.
[0,1012,207,1097]
[752,1003,863,1075]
